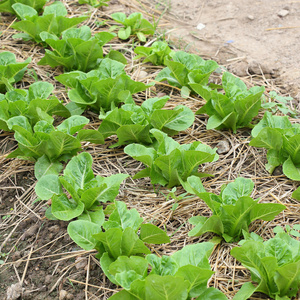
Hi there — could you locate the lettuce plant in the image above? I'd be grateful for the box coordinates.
[11,1,87,43]
[231,230,300,300]
[0,0,46,14]
[39,26,124,72]
[35,152,128,221]
[192,72,265,133]
[78,0,110,7]
[0,51,30,93]
[184,176,285,242]
[0,81,70,131]
[110,12,155,42]
[124,129,219,188]
[98,95,195,147]
[250,112,300,180]
[155,51,219,98]
[134,41,174,66]
[67,201,170,283]
[108,243,228,300]
[7,115,104,162]
[55,58,148,113]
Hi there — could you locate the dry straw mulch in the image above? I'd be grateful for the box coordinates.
[0,1,299,299]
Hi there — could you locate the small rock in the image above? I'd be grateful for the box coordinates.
[59,290,68,300]
[48,225,60,233]
[277,9,289,17]
[137,70,148,81]
[21,224,39,240]
[66,293,74,300]
[7,282,23,300]
[216,140,230,154]
[75,256,88,270]
[44,275,53,284]
[247,15,254,20]
[196,23,206,31]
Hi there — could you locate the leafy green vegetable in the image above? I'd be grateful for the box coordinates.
[98,95,195,147]
[124,129,218,187]
[231,230,300,299]
[35,152,128,220]
[0,81,70,131]
[55,58,148,113]
[39,26,122,72]
[67,200,170,281]
[11,1,87,43]
[0,51,30,93]
[78,0,110,7]
[184,176,285,242]
[155,51,219,98]
[250,111,300,179]
[134,41,174,66]
[0,0,46,14]
[7,115,104,162]
[193,72,265,133]
[292,187,300,201]
[110,12,155,42]
[108,243,228,299]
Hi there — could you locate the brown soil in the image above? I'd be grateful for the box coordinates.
[0,1,299,300]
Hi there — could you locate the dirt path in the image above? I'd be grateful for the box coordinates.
[164,0,300,101]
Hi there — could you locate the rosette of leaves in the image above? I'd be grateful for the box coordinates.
[0,0,46,14]
[124,129,219,188]
[98,95,195,147]
[155,51,219,98]
[0,81,70,131]
[0,51,30,93]
[35,152,129,221]
[108,243,228,300]
[78,0,110,8]
[249,112,300,180]
[230,230,300,300]
[184,176,285,242]
[7,115,104,162]
[55,58,148,114]
[11,1,88,43]
[134,41,174,66]
[192,72,265,133]
[110,12,155,42]
[67,201,170,285]
[39,26,125,72]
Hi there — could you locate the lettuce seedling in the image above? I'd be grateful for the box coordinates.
[67,201,170,281]
[231,230,300,300]
[0,81,70,131]
[0,0,46,14]
[155,51,219,98]
[7,115,104,162]
[35,152,128,221]
[0,51,30,93]
[11,2,87,43]
[108,243,228,300]
[78,0,110,7]
[184,176,285,242]
[110,12,155,42]
[134,41,174,66]
[124,129,219,188]
[250,112,300,180]
[39,26,125,72]
[192,72,265,133]
[98,95,195,147]
[55,58,148,113]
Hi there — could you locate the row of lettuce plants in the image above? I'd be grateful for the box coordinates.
[1,1,299,299]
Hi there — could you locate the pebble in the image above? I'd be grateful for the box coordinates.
[277,9,289,17]
[75,256,88,270]
[59,290,68,300]
[216,140,230,154]
[247,15,254,21]
[137,70,148,81]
